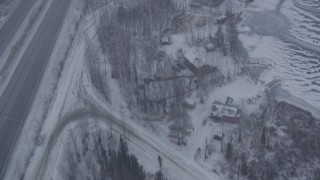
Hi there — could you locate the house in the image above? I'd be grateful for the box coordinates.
[160,36,172,45]
[216,15,226,24]
[211,101,240,123]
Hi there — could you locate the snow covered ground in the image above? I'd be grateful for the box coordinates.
[7,0,320,179]
[240,0,320,118]
[180,76,265,175]
[19,1,252,178]
[33,18,218,180]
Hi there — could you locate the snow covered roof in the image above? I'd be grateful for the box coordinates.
[216,15,226,24]
[236,26,251,33]
[211,101,239,118]
[217,15,226,21]
[160,36,171,45]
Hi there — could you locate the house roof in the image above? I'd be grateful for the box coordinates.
[160,36,171,44]
[212,101,239,118]
[217,15,226,21]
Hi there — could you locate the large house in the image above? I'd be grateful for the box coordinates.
[211,101,240,124]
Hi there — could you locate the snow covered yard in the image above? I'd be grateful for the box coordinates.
[156,76,265,176]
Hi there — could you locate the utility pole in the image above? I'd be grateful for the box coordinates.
[221,115,224,152]
[205,137,208,159]
[237,157,240,180]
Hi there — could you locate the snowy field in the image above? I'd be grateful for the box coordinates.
[241,0,320,117]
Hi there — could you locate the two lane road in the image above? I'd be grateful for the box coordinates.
[0,0,71,178]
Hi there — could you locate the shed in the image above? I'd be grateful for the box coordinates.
[160,36,172,45]
[217,15,226,24]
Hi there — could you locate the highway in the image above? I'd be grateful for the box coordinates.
[0,0,38,58]
[0,0,71,178]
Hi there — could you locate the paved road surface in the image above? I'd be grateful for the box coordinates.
[0,0,71,178]
[0,0,38,58]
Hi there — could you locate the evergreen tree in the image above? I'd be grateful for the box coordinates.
[155,170,166,180]
[225,142,233,160]
[241,155,248,176]
[158,155,162,170]
[214,26,224,48]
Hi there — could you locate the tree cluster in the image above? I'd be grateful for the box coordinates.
[97,0,180,116]
[227,101,320,180]
[59,121,147,180]
[225,10,249,63]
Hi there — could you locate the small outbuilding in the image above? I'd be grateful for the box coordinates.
[160,36,172,45]
[216,15,226,24]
